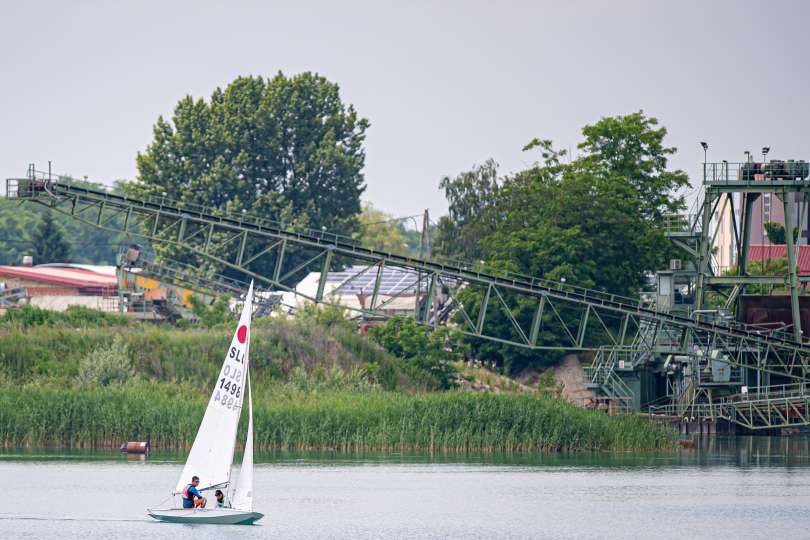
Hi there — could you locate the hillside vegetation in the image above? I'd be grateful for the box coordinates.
[0,305,436,391]
[0,305,674,452]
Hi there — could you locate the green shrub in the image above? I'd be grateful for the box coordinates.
[188,294,233,327]
[286,364,378,393]
[295,303,354,331]
[537,369,563,397]
[369,316,459,389]
[78,335,132,386]
[0,305,130,327]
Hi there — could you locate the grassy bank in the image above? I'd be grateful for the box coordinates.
[0,310,436,391]
[0,382,672,452]
[0,306,674,452]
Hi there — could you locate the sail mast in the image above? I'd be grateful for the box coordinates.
[173,281,254,494]
[232,371,254,511]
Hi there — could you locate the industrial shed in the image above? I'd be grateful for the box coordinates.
[0,264,118,311]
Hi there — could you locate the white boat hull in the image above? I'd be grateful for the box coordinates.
[148,507,264,525]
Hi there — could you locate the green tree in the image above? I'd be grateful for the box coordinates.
[763,221,798,245]
[764,222,786,244]
[355,202,409,253]
[132,72,369,279]
[0,205,38,265]
[434,159,499,261]
[577,110,689,224]
[474,116,686,296]
[29,211,71,263]
[441,112,689,373]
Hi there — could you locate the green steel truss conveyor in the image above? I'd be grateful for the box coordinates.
[6,168,810,430]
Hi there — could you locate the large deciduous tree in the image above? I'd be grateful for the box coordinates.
[132,72,369,278]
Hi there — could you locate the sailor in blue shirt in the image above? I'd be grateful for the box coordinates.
[181,475,207,508]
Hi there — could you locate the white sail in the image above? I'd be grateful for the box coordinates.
[231,371,254,511]
[174,281,254,494]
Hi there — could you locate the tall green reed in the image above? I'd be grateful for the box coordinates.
[0,383,673,452]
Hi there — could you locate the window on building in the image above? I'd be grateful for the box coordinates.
[764,194,771,223]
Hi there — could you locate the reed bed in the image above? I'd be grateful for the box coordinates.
[0,383,673,452]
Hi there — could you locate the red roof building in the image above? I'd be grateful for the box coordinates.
[0,265,117,296]
[747,245,810,274]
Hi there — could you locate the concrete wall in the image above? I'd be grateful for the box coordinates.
[28,295,118,312]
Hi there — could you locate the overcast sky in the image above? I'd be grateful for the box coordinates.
[2,0,809,220]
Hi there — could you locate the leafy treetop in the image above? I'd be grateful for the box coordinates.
[132,72,369,279]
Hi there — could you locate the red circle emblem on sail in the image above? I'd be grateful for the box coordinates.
[237,325,248,344]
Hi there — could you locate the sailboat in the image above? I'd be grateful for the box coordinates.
[148,281,263,525]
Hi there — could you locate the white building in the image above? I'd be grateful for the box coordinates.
[288,265,427,315]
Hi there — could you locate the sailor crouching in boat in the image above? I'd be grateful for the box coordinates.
[182,476,207,508]
[215,490,227,508]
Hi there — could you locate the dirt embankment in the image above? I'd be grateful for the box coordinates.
[513,354,593,405]
[457,354,594,407]
[551,354,594,406]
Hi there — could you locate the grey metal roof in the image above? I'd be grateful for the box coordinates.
[326,265,429,295]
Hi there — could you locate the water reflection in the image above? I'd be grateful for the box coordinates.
[693,435,810,468]
[4,436,810,468]
[4,439,810,539]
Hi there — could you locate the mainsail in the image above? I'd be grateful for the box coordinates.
[231,371,254,511]
[174,281,254,494]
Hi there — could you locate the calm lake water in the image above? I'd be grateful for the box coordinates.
[3,437,810,539]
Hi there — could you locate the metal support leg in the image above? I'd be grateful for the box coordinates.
[236,231,248,266]
[315,249,333,302]
[783,191,803,342]
[273,239,287,282]
[529,296,546,346]
[116,258,125,313]
[476,284,492,334]
[205,223,214,253]
[370,260,384,311]
[421,273,437,325]
[736,193,759,313]
[695,192,716,311]
[576,305,591,347]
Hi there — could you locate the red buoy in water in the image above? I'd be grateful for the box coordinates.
[121,441,150,454]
